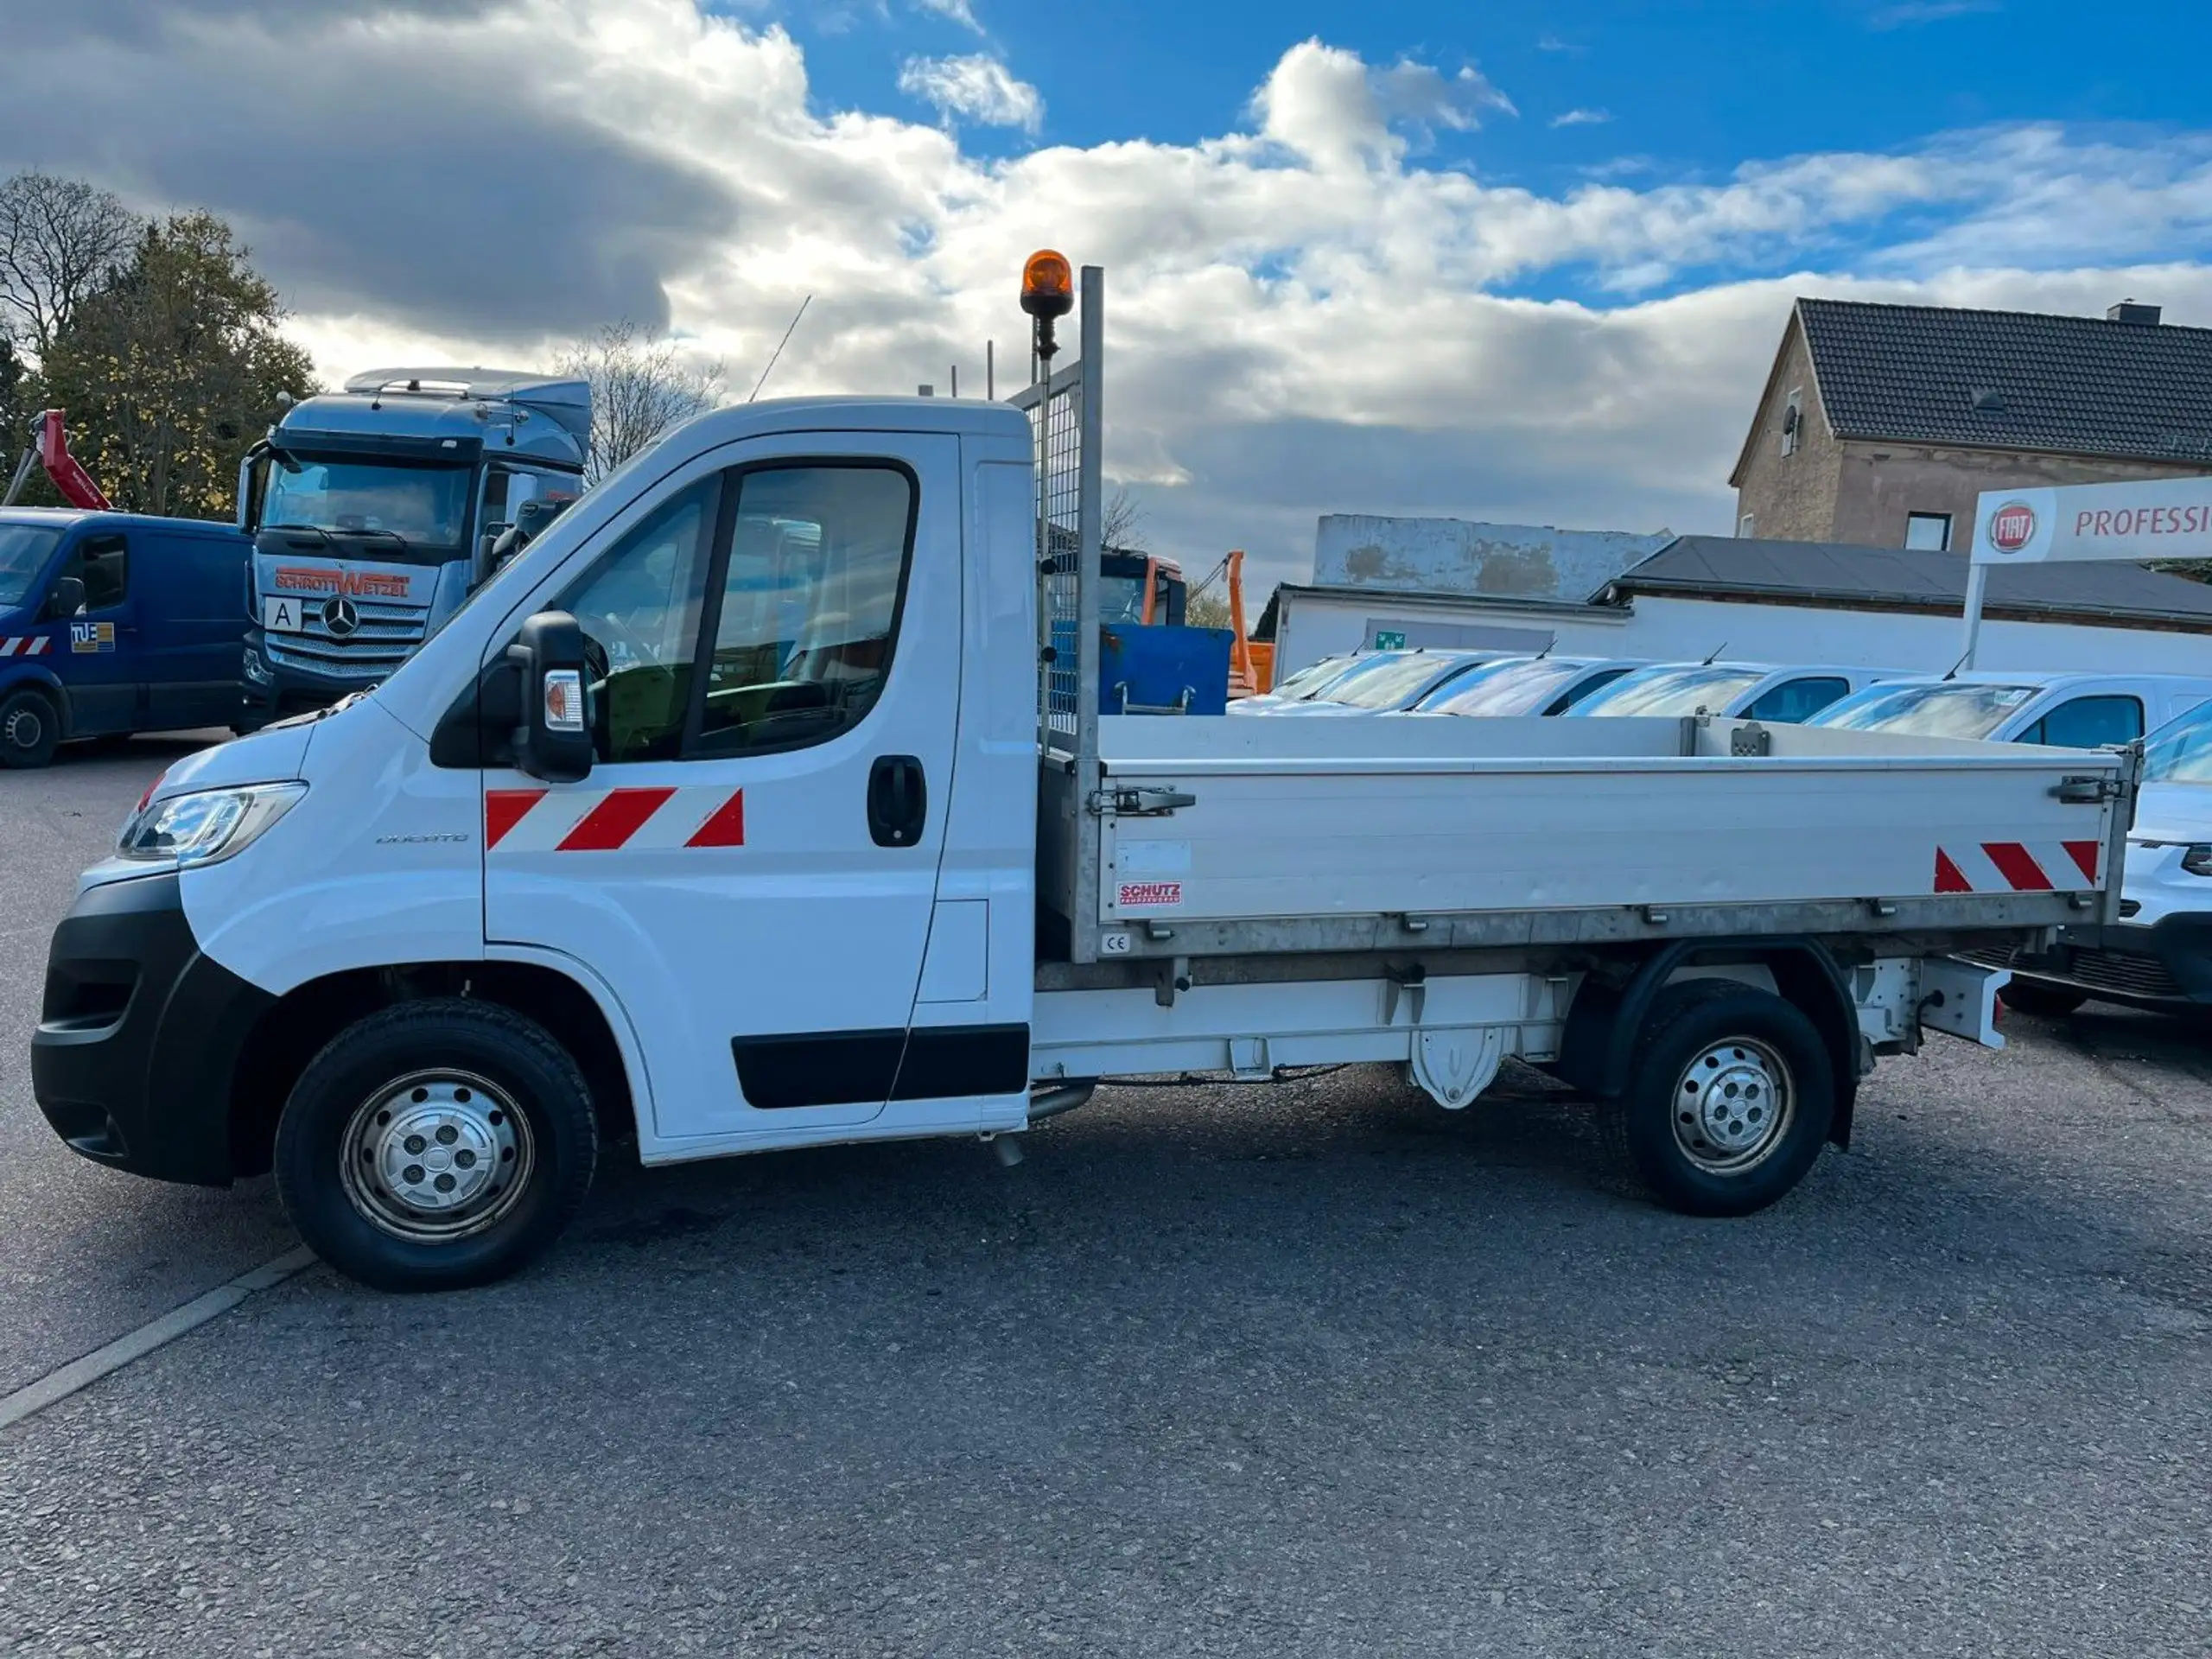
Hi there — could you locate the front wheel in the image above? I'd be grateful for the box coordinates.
[0,689,60,768]
[274,999,598,1291]
[1604,981,1835,1217]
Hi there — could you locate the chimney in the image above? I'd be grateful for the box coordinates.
[2107,300,2163,326]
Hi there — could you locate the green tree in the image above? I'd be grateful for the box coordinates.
[41,212,314,518]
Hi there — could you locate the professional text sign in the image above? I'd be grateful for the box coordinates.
[1972,477,2212,565]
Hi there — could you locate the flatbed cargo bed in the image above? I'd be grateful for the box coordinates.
[1039,713,2134,965]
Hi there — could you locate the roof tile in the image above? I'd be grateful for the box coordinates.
[1797,298,2212,464]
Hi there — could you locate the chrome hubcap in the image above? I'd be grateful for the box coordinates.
[1673,1038,1793,1173]
[340,1071,532,1243]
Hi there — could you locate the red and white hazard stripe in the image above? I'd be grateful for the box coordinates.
[485,785,747,854]
[1934,840,2101,893]
[0,635,53,657]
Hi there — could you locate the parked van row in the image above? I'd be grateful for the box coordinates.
[1237,646,2212,752]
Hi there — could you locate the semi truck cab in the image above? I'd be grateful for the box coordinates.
[238,369,588,727]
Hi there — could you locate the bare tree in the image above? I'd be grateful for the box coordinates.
[556,320,725,484]
[1103,484,1146,554]
[0,172,143,362]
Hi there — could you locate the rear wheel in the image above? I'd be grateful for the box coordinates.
[274,999,598,1291]
[1997,978,2088,1019]
[0,689,60,768]
[1604,981,1835,1217]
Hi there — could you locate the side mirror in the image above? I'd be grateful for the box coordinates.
[46,575,86,621]
[504,611,594,784]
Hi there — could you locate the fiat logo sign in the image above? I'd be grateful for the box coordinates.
[1988,500,2037,554]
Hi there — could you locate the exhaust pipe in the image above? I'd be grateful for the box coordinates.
[1026,1081,1096,1122]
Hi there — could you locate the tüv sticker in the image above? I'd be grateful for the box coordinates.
[1116,880,1183,909]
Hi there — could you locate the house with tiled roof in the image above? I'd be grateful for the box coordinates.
[1729,297,2212,553]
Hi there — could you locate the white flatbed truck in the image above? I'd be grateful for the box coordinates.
[32,264,2139,1289]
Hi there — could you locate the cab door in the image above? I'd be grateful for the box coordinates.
[48,530,139,735]
[482,432,963,1147]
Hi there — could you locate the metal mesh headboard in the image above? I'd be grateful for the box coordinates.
[1009,357,1089,756]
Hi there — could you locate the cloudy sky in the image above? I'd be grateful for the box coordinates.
[3,0,2209,584]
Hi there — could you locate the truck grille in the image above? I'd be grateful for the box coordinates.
[2065,948,2183,1001]
[265,598,427,679]
[1964,943,2183,1002]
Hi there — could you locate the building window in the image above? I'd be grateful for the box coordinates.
[1905,512,1953,552]
[1738,513,1756,537]
[1780,388,1802,457]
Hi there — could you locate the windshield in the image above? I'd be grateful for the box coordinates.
[1571,664,1766,717]
[2142,701,2212,783]
[1813,682,2037,740]
[1271,656,1357,699]
[1423,659,1601,716]
[1319,653,1481,710]
[1097,574,1150,626]
[263,458,473,553]
[0,524,63,608]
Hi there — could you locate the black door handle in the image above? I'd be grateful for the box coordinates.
[868,754,926,848]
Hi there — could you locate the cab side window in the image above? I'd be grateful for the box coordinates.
[696,464,915,755]
[555,478,718,764]
[1745,676,1848,724]
[48,532,128,617]
[2020,695,2142,748]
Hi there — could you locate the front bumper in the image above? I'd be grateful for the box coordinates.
[2002,913,2212,1010]
[31,872,275,1186]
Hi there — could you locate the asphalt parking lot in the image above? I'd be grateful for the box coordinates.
[3,739,2211,1656]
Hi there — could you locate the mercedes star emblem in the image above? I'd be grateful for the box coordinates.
[322,596,360,638]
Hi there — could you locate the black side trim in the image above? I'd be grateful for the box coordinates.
[733,1023,1031,1109]
[734,1028,904,1109]
[893,1024,1029,1101]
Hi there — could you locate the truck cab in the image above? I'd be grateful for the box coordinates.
[238,368,589,727]
[0,509,251,767]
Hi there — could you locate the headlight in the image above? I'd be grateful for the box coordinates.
[2182,845,2212,878]
[118,783,306,867]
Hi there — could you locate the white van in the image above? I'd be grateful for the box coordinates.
[1987,696,2212,1016]
[1807,672,2212,748]
[1568,662,1897,725]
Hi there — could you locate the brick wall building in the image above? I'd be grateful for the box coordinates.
[1730,298,2212,552]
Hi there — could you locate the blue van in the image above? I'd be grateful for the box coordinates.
[0,509,251,768]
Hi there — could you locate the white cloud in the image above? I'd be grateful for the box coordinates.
[1551,108,1611,128]
[1866,0,2000,28]
[1253,40,1514,168]
[912,0,982,31]
[898,52,1042,131]
[0,4,2206,588]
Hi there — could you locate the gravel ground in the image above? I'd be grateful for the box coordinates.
[3,741,2210,1656]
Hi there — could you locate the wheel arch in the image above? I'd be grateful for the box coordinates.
[0,668,70,734]
[229,957,642,1179]
[1558,938,1863,1148]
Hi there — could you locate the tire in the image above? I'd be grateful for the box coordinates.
[1997,978,2088,1019]
[0,688,60,768]
[274,999,598,1292]
[1602,980,1835,1218]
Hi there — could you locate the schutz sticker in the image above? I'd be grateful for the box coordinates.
[1117,880,1183,909]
